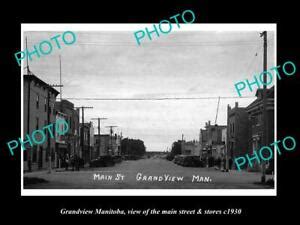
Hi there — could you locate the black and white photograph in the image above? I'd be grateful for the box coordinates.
[2,0,300,220]
[21,24,276,195]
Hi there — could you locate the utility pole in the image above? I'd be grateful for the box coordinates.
[25,37,32,172]
[48,84,63,173]
[106,126,118,155]
[59,55,62,102]
[181,134,184,154]
[214,96,220,125]
[91,117,107,157]
[260,31,267,183]
[75,106,93,162]
[75,107,80,158]
[119,131,122,156]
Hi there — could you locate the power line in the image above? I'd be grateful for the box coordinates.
[25,40,274,47]
[63,96,255,101]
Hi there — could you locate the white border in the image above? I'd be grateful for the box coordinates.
[21,24,277,196]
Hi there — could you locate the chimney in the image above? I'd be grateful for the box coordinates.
[208,120,211,126]
[235,102,238,108]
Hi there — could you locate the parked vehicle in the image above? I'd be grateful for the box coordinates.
[174,155,204,167]
[166,153,175,161]
[89,155,115,167]
[112,155,122,163]
[122,155,141,160]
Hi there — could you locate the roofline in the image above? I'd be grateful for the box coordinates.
[24,74,60,96]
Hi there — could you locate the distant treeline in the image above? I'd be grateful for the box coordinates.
[121,138,146,156]
[166,140,182,160]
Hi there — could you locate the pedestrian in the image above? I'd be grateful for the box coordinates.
[71,155,75,171]
[65,154,69,171]
[75,154,80,171]
[28,158,32,172]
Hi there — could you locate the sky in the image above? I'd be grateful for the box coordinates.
[24,29,275,152]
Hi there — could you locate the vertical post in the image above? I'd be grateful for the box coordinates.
[59,55,62,102]
[77,106,93,162]
[81,107,84,162]
[181,134,184,154]
[88,122,91,161]
[25,37,32,172]
[110,127,113,155]
[26,77,31,172]
[26,37,29,74]
[91,117,106,157]
[76,108,80,158]
[98,118,101,157]
[47,88,52,173]
[261,31,267,183]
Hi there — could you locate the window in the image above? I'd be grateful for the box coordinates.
[36,117,39,130]
[51,148,55,162]
[44,98,47,112]
[36,94,39,109]
[257,114,262,126]
[44,120,48,136]
[32,146,37,162]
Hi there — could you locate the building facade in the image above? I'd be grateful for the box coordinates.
[54,100,80,168]
[199,128,209,160]
[23,74,59,171]
[94,134,110,157]
[246,87,274,172]
[181,140,201,156]
[227,102,249,169]
[79,122,94,164]
[199,121,227,166]
[94,134,122,157]
[206,121,226,160]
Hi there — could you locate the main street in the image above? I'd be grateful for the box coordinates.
[24,156,273,189]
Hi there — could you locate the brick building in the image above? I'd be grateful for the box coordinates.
[199,128,208,159]
[94,133,122,157]
[227,102,249,169]
[23,74,59,171]
[206,121,226,160]
[94,134,110,157]
[79,122,94,164]
[246,86,274,172]
[54,99,80,168]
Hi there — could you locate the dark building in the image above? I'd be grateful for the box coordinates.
[227,102,249,170]
[23,74,59,171]
[199,128,209,160]
[94,134,122,158]
[246,86,274,172]
[94,134,110,157]
[200,121,227,166]
[79,122,94,164]
[54,99,80,168]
